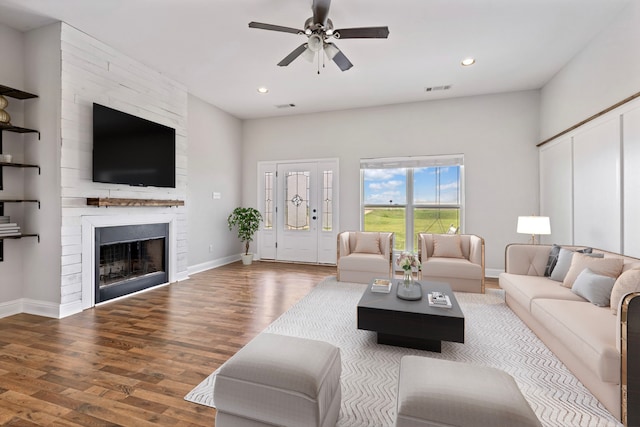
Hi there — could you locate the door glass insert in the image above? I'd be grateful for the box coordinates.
[286,171,310,230]
[322,170,333,231]
[264,172,274,229]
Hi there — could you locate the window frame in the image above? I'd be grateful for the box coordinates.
[360,155,465,252]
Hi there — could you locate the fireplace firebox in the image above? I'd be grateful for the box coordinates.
[95,223,169,303]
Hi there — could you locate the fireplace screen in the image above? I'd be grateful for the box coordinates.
[95,223,169,303]
[98,238,165,287]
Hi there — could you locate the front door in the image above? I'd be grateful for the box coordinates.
[276,163,318,263]
[257,159,338,264]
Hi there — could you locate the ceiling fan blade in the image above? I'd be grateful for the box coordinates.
[311,0,332,26]
[249,21,302,35]
[277,43,309,66]
[335,26,390,39]
[330,45,353,71]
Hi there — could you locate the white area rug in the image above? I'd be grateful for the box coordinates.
[185,277,621,427]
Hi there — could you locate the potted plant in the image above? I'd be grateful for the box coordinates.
[227,207,263,265]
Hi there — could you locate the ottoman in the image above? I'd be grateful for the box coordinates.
[396,356,541,427]
[213,333,342,427]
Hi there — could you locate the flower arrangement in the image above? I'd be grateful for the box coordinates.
[396,252,421,272]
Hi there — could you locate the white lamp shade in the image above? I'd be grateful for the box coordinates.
[517,216,551,235]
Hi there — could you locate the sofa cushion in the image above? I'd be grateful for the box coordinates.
[432,234,464,259]
[530,299,619,384]
[422,257,481,280]
[338,252,388,273]
[354,232,381,254]
[610,268,640,315]
[562,253,623,288]
[499,273,584,312]
[571,268,616,307]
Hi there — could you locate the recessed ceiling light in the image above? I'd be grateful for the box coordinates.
[257,87,269,94]
[461,58,476,66]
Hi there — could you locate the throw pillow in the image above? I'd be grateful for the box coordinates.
[432,234,464,258]
[562,252,623,288]
[610,268,640,315]
[550,248,577,282]
[571,268,616,306]
[354,232,381,254]
[549,247,596,282]
[544,244,561,277]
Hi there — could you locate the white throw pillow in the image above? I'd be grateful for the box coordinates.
[562,252,623,288]
[432,234,464,259]
[354,232,381,254]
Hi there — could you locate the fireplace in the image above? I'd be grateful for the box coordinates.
[95,223,169,303]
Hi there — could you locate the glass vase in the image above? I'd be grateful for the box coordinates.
[402,270,413,286]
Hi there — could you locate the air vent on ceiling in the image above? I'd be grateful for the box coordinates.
[425,85,452,92]
[275,103,296,109]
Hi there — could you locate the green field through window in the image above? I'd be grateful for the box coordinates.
[364,207,460,250]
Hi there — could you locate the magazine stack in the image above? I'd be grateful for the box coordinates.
[0,216,21,237]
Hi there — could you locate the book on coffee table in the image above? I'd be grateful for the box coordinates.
[428,292,452,308]
[371,279,392,293]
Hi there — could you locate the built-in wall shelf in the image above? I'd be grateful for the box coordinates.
[0,233,39,242]
[0,199,40,208]
[87,198,185,207]
[0,123,40,138]
[0,84,38,100]
[0,162,41,173]
[0,83,40,262]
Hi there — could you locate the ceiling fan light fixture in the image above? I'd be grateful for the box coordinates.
[302,46,316,62]
[324,43,339,60]
[308,34,323,52]
[461,57,476,66]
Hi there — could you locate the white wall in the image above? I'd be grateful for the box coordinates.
[22,23,63,310]
[540,1,640,140]
[187,94,243,273]
[243,91,541,272]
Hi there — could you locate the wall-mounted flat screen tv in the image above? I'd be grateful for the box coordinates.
[92,103,176,188]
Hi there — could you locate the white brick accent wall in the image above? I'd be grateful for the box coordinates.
[59,23,188,309]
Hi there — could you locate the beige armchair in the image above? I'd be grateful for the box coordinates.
[418,233,485,293]
[337,231,394,283]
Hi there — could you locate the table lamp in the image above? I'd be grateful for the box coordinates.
[517,216,551,244]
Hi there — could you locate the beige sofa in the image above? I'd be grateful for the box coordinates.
[418,233,485,293]
[337,231,393,284]
[499,244,640,421]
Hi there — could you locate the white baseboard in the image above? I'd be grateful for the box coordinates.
[188,254,240,276]
[0,298,73,319]
[0,299,23,319]
[486,268,503,278]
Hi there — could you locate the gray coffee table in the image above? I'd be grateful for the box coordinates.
[357,279,465,352]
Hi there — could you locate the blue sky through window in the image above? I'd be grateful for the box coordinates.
[363,167,460,205]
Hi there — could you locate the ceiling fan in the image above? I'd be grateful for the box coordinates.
[249,0,389,72]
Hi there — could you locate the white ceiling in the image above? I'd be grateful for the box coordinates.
[0,0,631,119]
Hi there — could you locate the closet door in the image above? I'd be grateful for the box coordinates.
[624,106,640,257]
[572,117,621,252]
[539,137,573,245]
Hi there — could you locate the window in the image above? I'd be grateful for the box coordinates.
[361,155,464,252]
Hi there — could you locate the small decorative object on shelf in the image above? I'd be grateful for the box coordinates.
[0,95,10,124]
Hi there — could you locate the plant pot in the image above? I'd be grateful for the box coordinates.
[241,253,254,265]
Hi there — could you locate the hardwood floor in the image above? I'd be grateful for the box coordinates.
[0,263,500,426]
[0,261,335,426]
